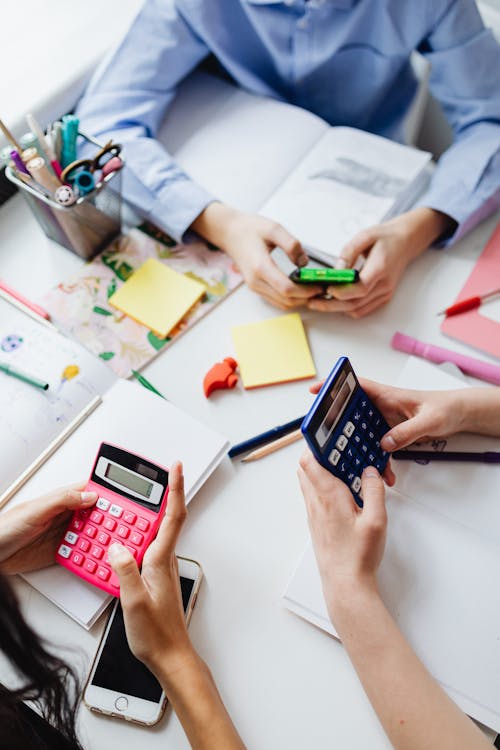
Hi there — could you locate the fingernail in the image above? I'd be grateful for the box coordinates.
[108,542,126,563]
[81,491,97,504]
[335,258,347,269]
[363,466,379,478]
[381,435,396,450]
[298,254,308,267]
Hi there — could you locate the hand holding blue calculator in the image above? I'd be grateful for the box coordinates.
[301,357,390,507]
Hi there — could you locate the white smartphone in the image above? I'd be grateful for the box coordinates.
[83,556,202,726]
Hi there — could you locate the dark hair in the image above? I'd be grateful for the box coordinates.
[0,573,83,749]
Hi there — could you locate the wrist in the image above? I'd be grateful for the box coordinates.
[153,646,205,692]
[407,208,455,250]
[324,574,382,629]
[190,201,239,247]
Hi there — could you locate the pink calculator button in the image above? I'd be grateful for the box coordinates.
[104,517,116,531]
[97,566,110,582]
[130,531,144,546]
[78,508,92,519]
[90,510,103,525]
[97,531,110,546]
[84,559,97,574]
[84,525,97,538]
[70,518,84,532]
[136,517,149,532]
[71,552,84,566]
[117,524,130,539]
[91,545,104,559]
[109,573,120,589]
[123,510,137,525]
[77,538,90,552]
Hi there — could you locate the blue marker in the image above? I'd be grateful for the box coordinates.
[60,114,79,168]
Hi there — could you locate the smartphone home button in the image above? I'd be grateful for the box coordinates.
[114,696,129,712]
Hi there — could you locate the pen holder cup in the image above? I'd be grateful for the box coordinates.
[6,166,122,260]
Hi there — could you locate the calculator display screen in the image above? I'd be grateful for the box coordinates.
[316,371,351,448]
[91,576,194,702]
[105,463,153,498]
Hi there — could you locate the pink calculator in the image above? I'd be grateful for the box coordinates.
[56,443,169,596]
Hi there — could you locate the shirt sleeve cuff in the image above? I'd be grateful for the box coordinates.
[146,179,216,243]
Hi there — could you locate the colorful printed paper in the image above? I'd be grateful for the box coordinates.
[42,226,242,377]
[231,313,316,389]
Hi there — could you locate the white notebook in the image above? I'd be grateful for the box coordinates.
[283,358,500,732]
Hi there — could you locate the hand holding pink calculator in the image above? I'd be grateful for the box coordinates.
[56,443,169,596]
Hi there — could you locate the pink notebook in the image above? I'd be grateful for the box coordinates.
[441,221,500,359]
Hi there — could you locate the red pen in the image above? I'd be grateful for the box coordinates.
[437,286,500,317]
[0,279,50,320]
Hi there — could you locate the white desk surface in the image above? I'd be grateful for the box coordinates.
[1,99,499,749]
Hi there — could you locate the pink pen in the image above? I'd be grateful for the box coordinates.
[0,279,51,320]
[26,113,63,181]
[391,332,500,386]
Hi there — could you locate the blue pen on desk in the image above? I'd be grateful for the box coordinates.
[228,415,305,458]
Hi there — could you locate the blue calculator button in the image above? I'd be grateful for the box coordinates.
[354,456,362,469]
[361,443,368,454]
[367,408,374,419]
[368,452,376,463]
[338,461,348,475]
[352,410,361,422]
[347,470,355,483]
[353,434,361,446]
[346,446,355,460]
[360,421,368,432]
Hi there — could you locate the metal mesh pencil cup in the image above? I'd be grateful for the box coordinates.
[6,166,122,260]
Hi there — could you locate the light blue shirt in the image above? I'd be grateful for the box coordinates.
[76,0,500,244]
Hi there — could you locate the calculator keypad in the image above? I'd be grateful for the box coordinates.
[325,391,389,505]
[57,496,152,592]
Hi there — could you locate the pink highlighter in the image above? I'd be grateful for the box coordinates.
[56,443,169,596]
[391,332,500,386]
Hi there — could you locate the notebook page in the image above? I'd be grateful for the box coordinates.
[261,127,430,261]
[0,303,115,498]
[393,357,500,543]
[158,71,329,212]
[284,493,500,732]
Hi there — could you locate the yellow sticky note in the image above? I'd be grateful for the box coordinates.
[231,313,316,389]
[109,258,206,338]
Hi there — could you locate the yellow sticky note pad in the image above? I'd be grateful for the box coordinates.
[109,258,206,338]
[231,313,316,389]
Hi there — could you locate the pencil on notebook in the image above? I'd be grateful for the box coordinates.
[241,428,303,462]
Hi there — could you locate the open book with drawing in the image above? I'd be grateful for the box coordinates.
[158,72,432,266]
[0,301,229,627]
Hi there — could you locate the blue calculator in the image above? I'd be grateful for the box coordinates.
[301,357,390,507]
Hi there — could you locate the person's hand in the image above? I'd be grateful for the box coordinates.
[298,448,387,617]
[108,461,196,678]
[191,202,322,309]
[0,485,97,574]
[358,379,469,451]
[308,378,467,454]
[308,208,455,318]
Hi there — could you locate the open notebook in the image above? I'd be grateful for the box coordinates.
[158,72,432,266]
[1,304,229,628]
[283,358,500,732]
